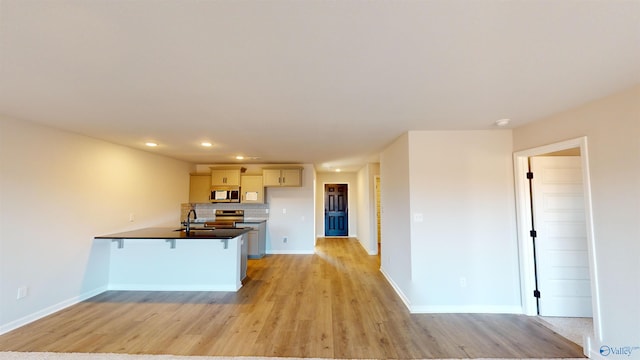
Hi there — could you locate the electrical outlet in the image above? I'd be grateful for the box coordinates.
[282,208,287,214]
[129,213,135,222]
[17,286,28,300]
[459,277,467,288]
[283,236,288,243]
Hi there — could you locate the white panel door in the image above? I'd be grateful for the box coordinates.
[531,156,592,317]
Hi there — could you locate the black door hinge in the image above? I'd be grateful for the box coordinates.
[530,230,537,238]
[526,172,534,180]
[534,290,541,298]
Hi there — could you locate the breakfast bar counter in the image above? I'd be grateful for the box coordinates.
[95,226,251,240]
[95,227,250,292]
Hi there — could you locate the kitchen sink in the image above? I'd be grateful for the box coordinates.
[173,227,251,240]
[174,228,217,232]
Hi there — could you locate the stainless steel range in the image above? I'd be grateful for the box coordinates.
[205,209,244,229]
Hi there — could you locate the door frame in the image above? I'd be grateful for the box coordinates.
[375,175,381,245]
[322,182,350,237]
[513,136,600,337]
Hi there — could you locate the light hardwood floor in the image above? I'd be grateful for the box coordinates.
[0,237,584,358]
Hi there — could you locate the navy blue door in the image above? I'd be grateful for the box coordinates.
[324,184,348,236]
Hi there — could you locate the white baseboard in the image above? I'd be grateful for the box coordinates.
[409,304,523,314]
[267,250,314,255]
[0,286,107,335]
[584,335,601,359]
[107,283,241,292]
[378,268,523,315]
[316,234,358,238]
[588,348,604,359]
[586,343,606,360]
[379,267,412,311]
[356,238,377,255]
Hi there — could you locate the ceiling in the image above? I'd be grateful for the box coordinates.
[1,1,639,172]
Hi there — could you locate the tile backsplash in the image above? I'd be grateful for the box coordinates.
[181,202,269,222]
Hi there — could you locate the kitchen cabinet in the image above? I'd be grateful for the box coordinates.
[189,174,211,203]
[236,221,266,259]
[241,175,264,204]
[262,167,302,187]
[210,168,241,186]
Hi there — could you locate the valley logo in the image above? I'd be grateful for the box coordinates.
[600,345,640,357]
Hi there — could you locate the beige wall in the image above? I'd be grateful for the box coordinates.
[264,164,316,254]
[381,131,520,312]
[356,163,380,255]
[513,85,640,353]
[405,130,519,312]
[0,117,191,333]
[379,133,413,305]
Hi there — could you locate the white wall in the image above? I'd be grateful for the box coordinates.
[356,163,380,255]
[407,130,520,312]
[513,85,640,358]
[380,130,521,313]
[0,117,191,334]
[379,133,413,307]
[266,164,316,254]
[315,171,358,238]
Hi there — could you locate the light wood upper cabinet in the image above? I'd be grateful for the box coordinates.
[262,167,302,187]
[189,174,211,203]
[210,168,241,186]
[281,168,301,186]
[241,175,264,204]
[262,169,282,187]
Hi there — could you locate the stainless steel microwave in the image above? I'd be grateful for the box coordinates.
[210,187,240,203]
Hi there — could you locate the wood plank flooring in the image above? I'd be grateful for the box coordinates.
[0,237,585,358]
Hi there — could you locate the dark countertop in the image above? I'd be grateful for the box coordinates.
[95,227,251,240]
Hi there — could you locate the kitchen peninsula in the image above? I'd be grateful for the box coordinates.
[95,227,251,292]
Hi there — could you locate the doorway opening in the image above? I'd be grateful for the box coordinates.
[324,183,348,237]
[513,137,600,343]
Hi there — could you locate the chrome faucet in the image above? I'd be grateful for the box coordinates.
[183,209,197,233]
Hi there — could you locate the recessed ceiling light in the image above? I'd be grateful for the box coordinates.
[235,155,245,160]
[495,119,511,127]
[335,168,341,172]
[145,142,158,147]
[201,142,212,147]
